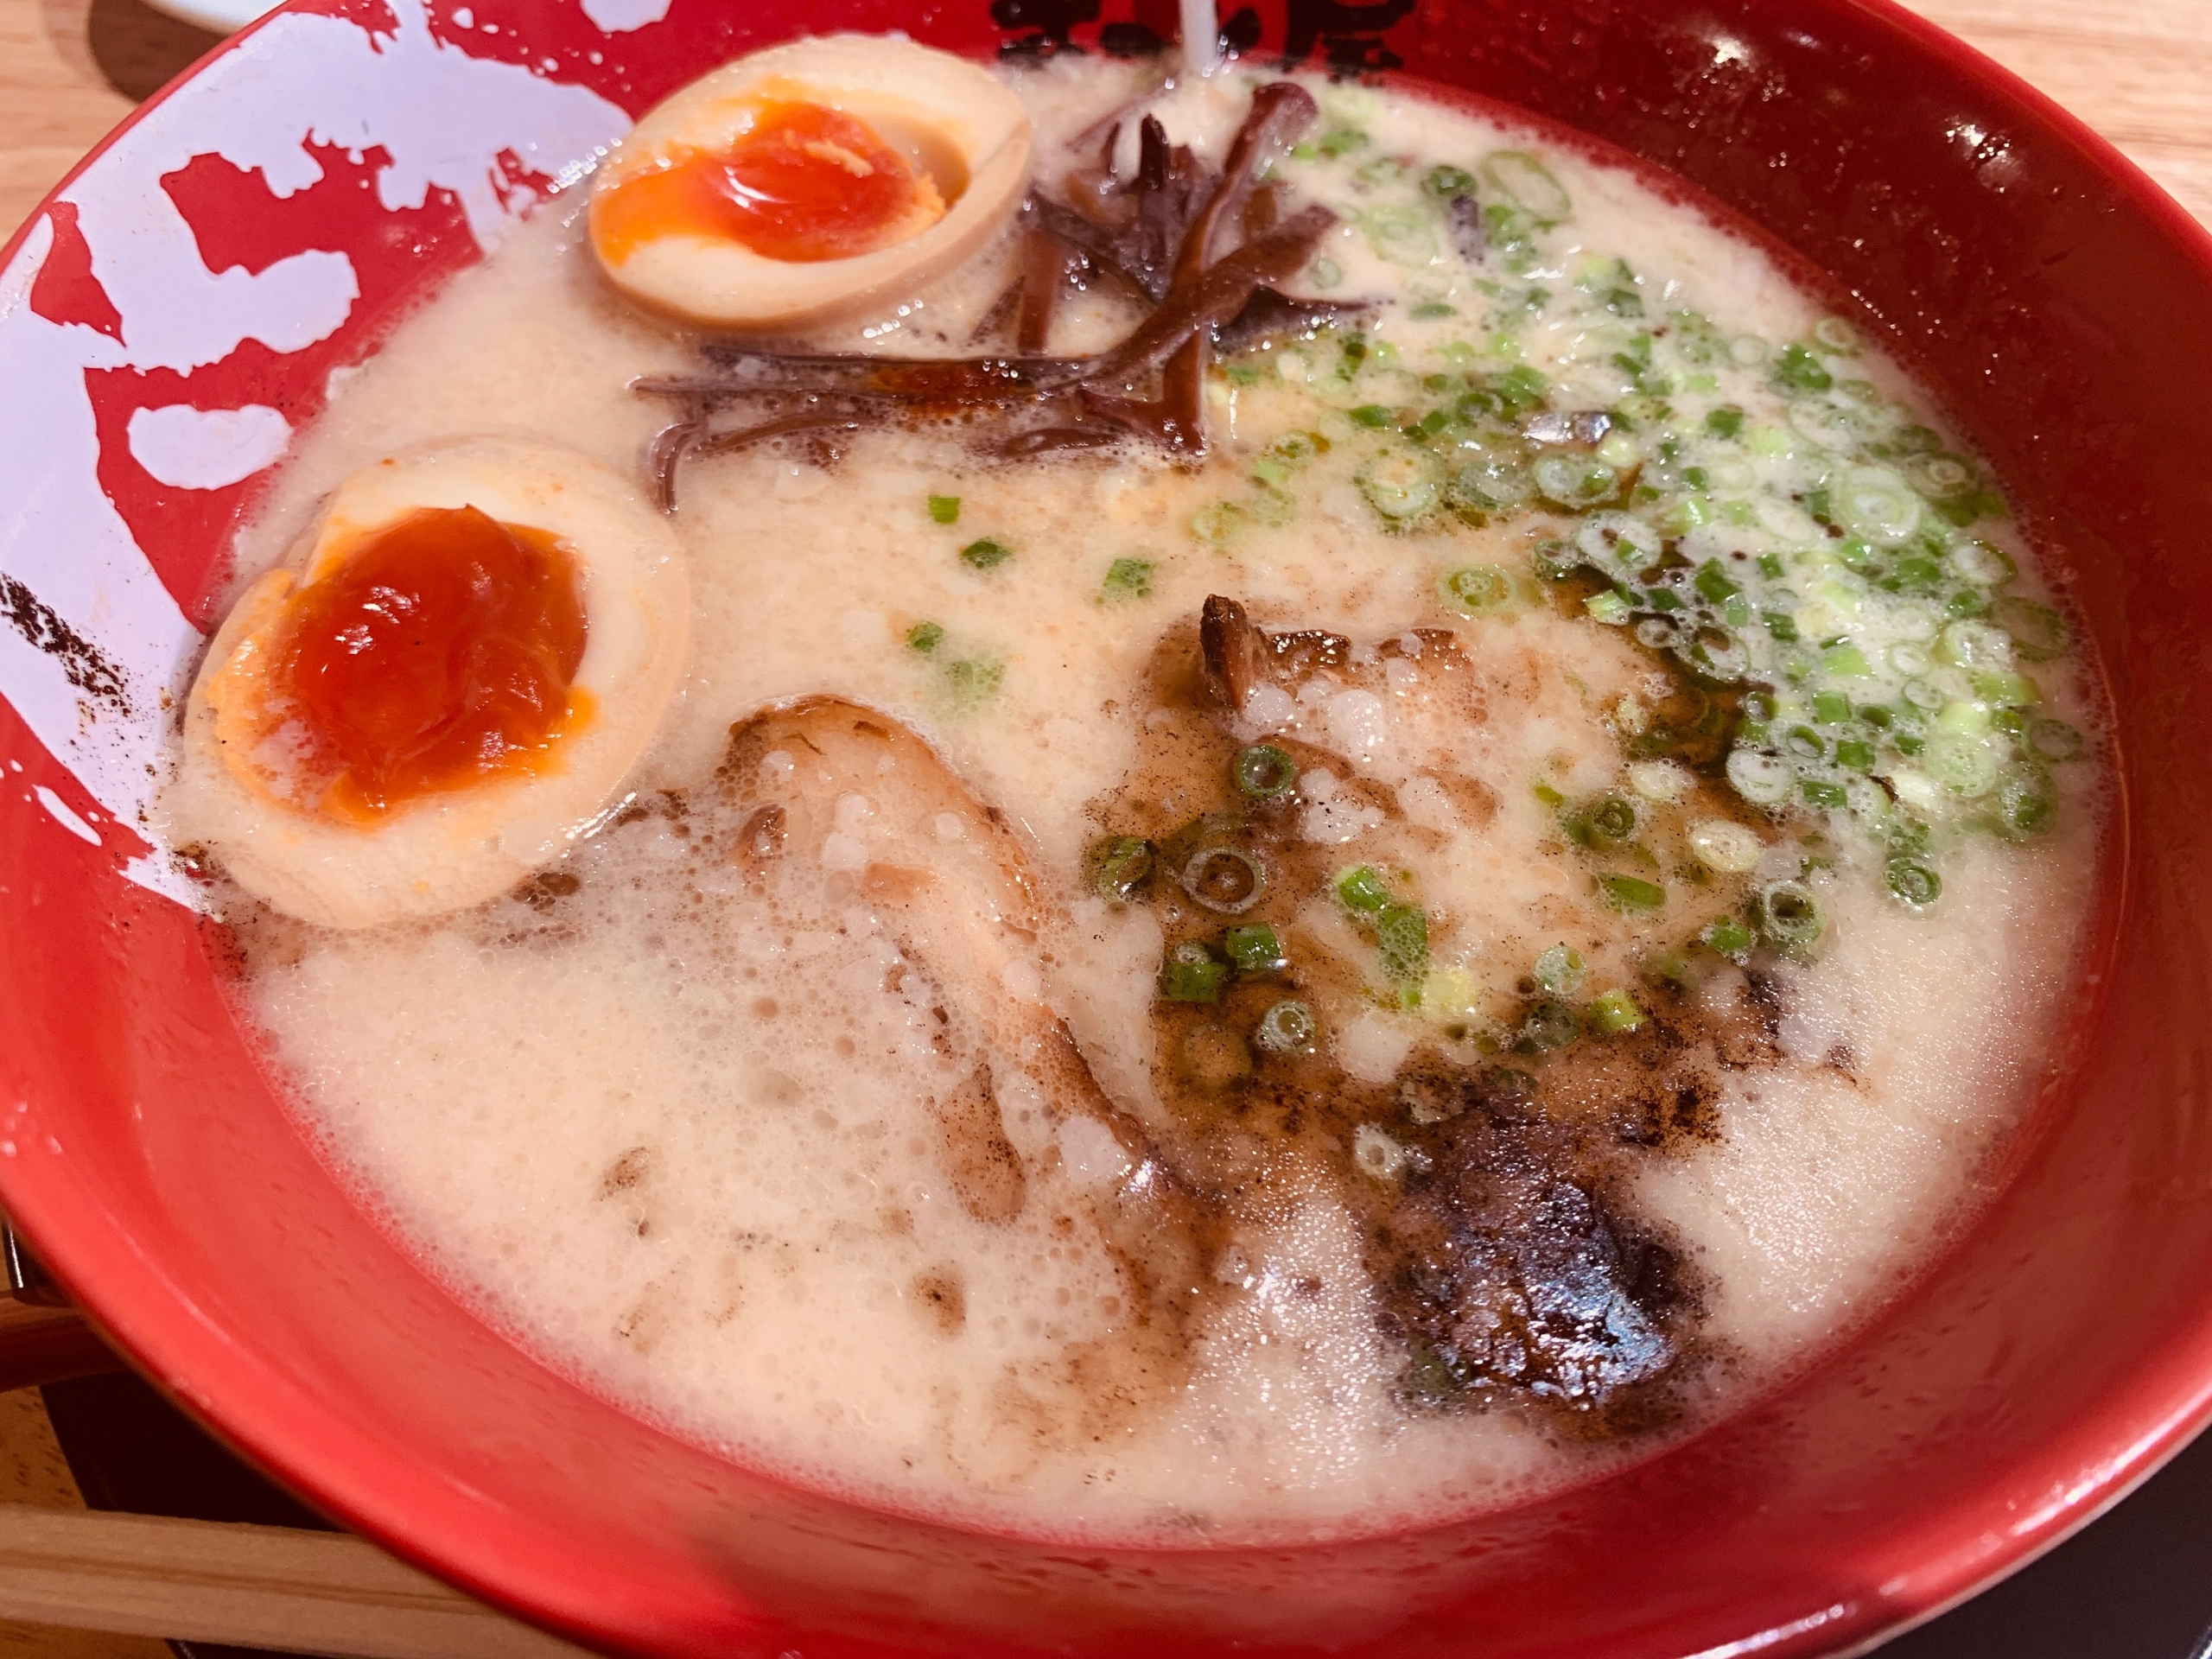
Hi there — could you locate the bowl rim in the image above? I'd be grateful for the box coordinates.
[7,2,2212,1655]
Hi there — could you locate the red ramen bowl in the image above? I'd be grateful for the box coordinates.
[0,0,2202,1653]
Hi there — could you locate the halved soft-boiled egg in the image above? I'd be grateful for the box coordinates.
[172,436,689,930]
[588,34,1031,330]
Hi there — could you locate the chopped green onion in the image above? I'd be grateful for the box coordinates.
[1700,914,1756,961]
[1927,731,2001,797]
[1160,942,1229,1003]
[1801,779,1847,809]
[1350,404,1395,429]
[1442,564,1513,612]
[1357,448,1445,519]
[1994,766,2056,838]
[1597,430,1643,468]
[926,494,961,524]
[1901,677,1945,712]
[1494,364,1549,407]
[1376,902,1429,985]
[1234,745,1297,800]
[1834,466,1921,545]
[1938,699,1993,735]
[1946,588,1989,619]
[944,658,1004,707]
[2029,718,2083,761]
[1694,560,1741,604]
[1904,453,1977,500]
[1583,593,1637,628]
[1993,594,2070,661]
[1949,540,2016,585]
[1785,725,1826,760]
[960,537,1013,570]
[1085,835,1154,902]
[1337,865,1393,914]
[1225,923,1288,975]
[1533,944,1586,995]
[1255,1000,1318,1053]
[1521,998,1581,1052]
[1688,818,1763,873]
[1886,858,1942,908]
[1937,618,2011,668]
[1628,760,1690,801]
[1191,501,1248,546]
[1775,343,1833,393]
[1727,749,1795,805]
[1586,988,1644,1035]
[1969,669,2039,707]
[1101,557,1154,601]
[1575,512,1662,578]
[1885,554,1944,594]
[1706,405,1745,439]
[1535,454,1621,509]
[1183,846,1267,915]
[1754,880,1825,950]
[1586,795,1638,842]
[1479,149,1573,222]
[1599,873,1666,912]
[905,620,944,654]
[1822,644,1872,677]
[1886,815,1934,855]
[1425,163,1477,198]
[1813,317,1859,353]
[1449,456,1535,514]
[1834,739,1877,771]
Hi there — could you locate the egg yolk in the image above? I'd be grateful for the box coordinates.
[262,505,589,822]
[593,99,946,265]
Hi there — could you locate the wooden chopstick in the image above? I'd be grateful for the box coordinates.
[0,1505,595,1659]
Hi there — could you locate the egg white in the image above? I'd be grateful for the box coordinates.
[171,435,690,930]
[589,34,1032,330]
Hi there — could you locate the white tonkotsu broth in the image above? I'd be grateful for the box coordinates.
[178,54,2105,1543]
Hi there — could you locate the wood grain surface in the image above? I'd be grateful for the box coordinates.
[0,1506,593,1659]
[0,0,2205,1651]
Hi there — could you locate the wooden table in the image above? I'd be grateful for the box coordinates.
[0,0,2208,1652]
